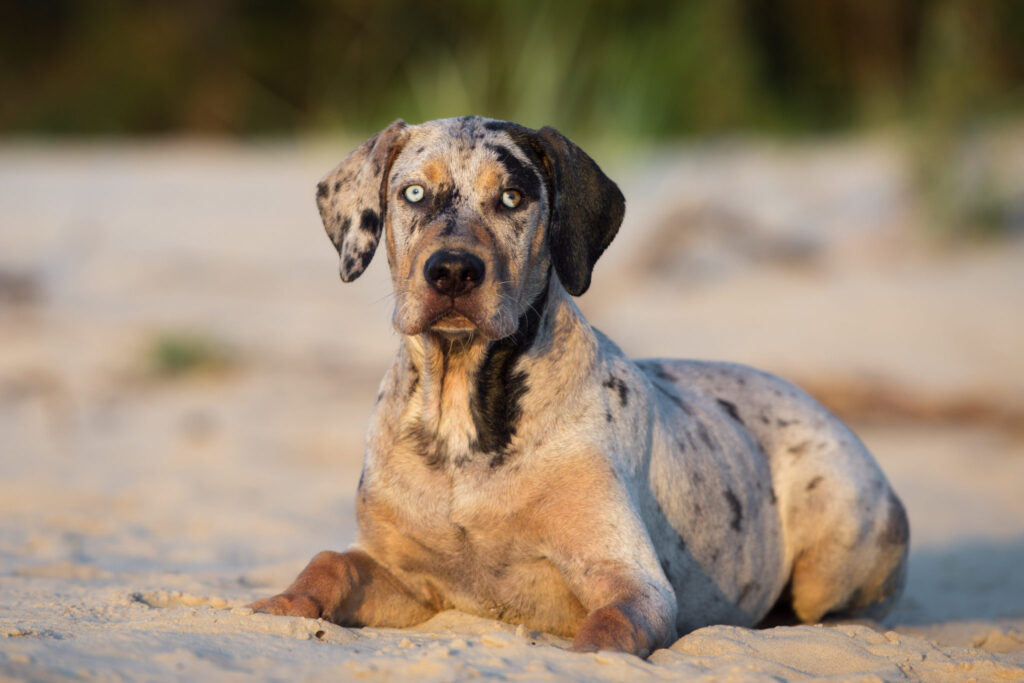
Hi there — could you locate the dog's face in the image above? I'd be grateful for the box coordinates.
[383,119,552,339]
[315,116,625,340]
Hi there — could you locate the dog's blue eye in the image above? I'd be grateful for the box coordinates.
[501,189,522,209]
[404,185,425,203]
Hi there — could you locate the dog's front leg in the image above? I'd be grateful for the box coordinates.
[248,549,436,627]
[536,465,678,657]
[558,557,677,657]
[569,573,675,656]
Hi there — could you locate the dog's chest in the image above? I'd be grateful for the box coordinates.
[361,461,533,569]
[359,463,584,633]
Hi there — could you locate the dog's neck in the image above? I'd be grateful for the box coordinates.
[396,276,586,469]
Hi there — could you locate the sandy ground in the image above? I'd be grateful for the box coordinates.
[1,138,1023,681]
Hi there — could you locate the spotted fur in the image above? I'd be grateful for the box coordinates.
[251,117,909,658]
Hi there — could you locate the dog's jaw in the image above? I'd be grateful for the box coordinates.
[392,282,520,341]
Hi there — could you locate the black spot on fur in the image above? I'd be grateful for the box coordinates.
[407,373,419,399]
[603,376,629,406]
[806,476,823,491]
[881,491,909,547]
[416,146,425,153]
[429,184,461,219]
[316,181,329,199]
[357,248,374,272]
[333,217,352,247]
[724,488,743,532]
[343,255,356,273]
[737,582,757,604]
[760,412,771,425]
[485,144,541,199]
[605,411,613,423]
[639,361,677,385]
[676,437,687,453]
[472,279,549,461]
[639,363,694,416]
[333,180,342,192]
[717,398,744,426]
[441,215,457,236]
[403,421,447,469]
[359,209,381,237]
[788,440,811,457]
[489,451,512,468]
[769,486,778,505]
[776,418,797,427]
[655,365,677,382]
[375,391,384,404]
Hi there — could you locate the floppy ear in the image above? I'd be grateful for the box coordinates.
[316,119,408,282]
[534,126,625,296]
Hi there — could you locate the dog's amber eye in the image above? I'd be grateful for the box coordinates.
[404,185,425,203]
[501,189,522,209]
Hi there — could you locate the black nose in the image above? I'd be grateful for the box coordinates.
[424,250,486,297]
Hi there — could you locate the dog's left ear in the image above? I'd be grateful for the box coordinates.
[534,126,625,296]
[316,119,408,282]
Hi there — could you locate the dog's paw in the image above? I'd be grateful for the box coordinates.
[570,604,651,657]
[247,593,322,619]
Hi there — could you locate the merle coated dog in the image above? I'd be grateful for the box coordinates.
[249,117,909,658]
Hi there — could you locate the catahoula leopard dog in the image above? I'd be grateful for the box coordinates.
[250,116,909,658]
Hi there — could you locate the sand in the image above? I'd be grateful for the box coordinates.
[1,138,1023,681]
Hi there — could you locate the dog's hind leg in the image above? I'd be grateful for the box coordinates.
[789,488,909,623]
[249,549,437,627]
[643,359,910,625]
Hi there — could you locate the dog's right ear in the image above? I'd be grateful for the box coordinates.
[316,119,408,282]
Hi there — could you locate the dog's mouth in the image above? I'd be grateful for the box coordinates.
[430,308,478,334]
[394,285,518,341]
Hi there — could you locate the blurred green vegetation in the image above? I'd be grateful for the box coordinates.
[148,332,233,379]
[1,0,1021,141]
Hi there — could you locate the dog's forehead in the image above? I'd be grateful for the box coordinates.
[391,118,539,193]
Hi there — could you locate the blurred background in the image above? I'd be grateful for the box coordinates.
[2,1,1022,138]
[1,1,1024,664]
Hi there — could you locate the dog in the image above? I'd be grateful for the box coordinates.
[249,116,909,658]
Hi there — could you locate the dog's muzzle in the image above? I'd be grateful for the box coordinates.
[424,250,486,298]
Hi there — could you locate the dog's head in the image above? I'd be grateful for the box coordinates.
[315,116,624,340]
